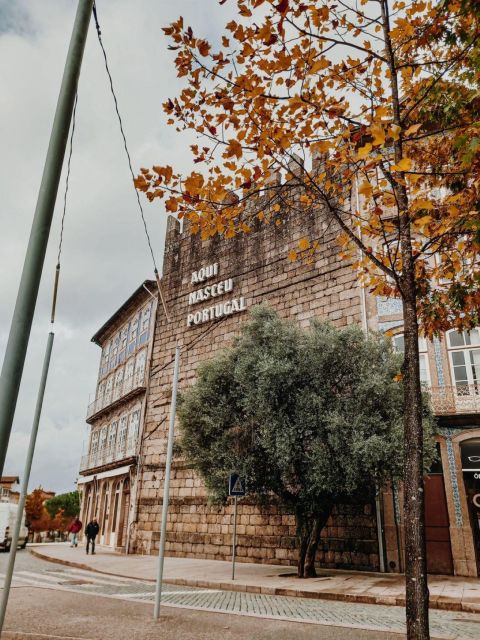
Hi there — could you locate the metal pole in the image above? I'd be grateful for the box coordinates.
[375,486,386,573]
[0,0,93,478]
[231,496,238,580]
[0,332,54,635]
[153,346,180,619]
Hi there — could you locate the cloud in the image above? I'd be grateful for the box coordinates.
[0,0,234,493]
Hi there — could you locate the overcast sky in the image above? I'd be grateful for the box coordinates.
[0,0,233,494]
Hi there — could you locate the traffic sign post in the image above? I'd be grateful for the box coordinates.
[229,473,246,581]
[231,495,238,580]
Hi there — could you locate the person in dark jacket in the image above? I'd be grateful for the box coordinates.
[85,518,99,555]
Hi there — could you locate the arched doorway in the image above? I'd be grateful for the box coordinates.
[100,483,110,545]
[460,438,480,575]
[117,478,130,550]
[110,481,122,548]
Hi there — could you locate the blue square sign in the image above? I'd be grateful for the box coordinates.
[228,473,246,497]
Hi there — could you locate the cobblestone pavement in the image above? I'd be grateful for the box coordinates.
[1,558,480,640]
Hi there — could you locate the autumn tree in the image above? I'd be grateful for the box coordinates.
[137,2,480,637]
[25,488,64,539]
[178,306,435,578]
[25,488,45,535]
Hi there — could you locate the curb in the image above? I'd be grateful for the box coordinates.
[29,549,480,614]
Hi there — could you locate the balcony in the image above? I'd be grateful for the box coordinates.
[86,370,146,422]
[79,436,137,472]
[429,385,480,415]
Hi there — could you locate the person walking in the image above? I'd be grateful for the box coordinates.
[67,517,82,547]
[85,518,99,555]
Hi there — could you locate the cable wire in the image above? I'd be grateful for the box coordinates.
[92,3,159,276]
[51,93,78,324]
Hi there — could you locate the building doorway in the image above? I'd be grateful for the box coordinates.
[110,481,122,548]
[424,474,454,574]
[461,439,480,576]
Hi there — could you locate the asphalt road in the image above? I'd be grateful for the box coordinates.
[0,551,477,640]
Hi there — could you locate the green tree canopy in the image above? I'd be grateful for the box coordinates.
[178,306,435,577]
[45,491,80,521]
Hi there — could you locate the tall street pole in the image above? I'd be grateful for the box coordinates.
[154,345,181,620]
[0,0,94,477]
[0,332,54,636]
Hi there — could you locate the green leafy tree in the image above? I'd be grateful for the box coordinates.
[45,491,80,521]
[178,306,435,578]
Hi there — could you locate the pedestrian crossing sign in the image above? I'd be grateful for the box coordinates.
[228,473,246,496]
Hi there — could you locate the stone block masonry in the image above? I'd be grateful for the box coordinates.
[133,203,379,571]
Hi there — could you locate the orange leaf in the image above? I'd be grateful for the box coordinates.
[411,198,434,211]
[370,124,385,147]
[358,181,373,197]
[357,143,372,160]
[153,165,173,183]
[226,139,243,159]
[388,125,401,141]
[391,157,412,172]
[288,249,297,261]
[197,40,210,57]
[184,172,205,195]
[165,197,178,212]
[404,123,422,137]
[299,237,310,251]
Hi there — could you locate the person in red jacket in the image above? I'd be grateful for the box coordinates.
[68,517,82,547]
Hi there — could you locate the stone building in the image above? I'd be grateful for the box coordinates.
[78,282,157,549]
[78,197,480,575]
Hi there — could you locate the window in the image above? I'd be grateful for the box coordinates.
[128,410,140,442]
[109,334,120,370]
[118,326,128,364]
[134,350,146,385]
[107,421,118,451]
[447,329,480,392]
[117,416,128,453]
[139,304,152,345]
[141,303,151,332]
[124,358,135,392]
[90,431,99,455]
[104,375,113,404]
[114,367,124,398]
[99,427,108,452]
[128,315,139,352]
[392,334,430,386]
[96,381,105,401]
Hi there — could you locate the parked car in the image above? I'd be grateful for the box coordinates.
[0,502,29,551]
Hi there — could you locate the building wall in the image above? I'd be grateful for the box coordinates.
[79,286,157,551]
[133,205,381,570]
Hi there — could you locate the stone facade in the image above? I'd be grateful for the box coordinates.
[79,199,480,576]
[130,205,380,570]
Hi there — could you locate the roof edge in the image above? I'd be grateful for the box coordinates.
[91,280,156,346]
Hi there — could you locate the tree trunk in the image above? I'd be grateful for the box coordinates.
[304,519,321,577]
[402,290,430,639]
[296,506,310,578]
[378,0,431,634]
[296,504,332,578]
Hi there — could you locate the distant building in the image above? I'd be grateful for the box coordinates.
[0,477,20,503]
[78,197,480,575]
[78,281,157,549]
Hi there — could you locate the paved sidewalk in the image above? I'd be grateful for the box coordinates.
[29,543,480,613]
